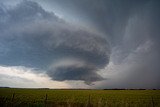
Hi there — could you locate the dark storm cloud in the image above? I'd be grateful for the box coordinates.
[47,62,104,85]
[43,0,150,45]
[41,0,160,88]
[90,0,160,88]
[0,0,110,84]
[1,0,160,88]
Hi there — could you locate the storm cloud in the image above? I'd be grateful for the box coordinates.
[0,0,110,84]
[64,0,160,88]
[38,0,160,88]
[0,0,160,88]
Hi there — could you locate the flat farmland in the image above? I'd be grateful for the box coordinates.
[0,88,160,107]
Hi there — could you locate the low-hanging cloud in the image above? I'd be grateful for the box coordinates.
[1,0,160,88]
[46,0,160,88]
[0,0,110,84]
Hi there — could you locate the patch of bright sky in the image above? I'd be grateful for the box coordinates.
[0,65,70,88]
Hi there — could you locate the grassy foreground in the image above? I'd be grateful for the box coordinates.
[0,88,160,107]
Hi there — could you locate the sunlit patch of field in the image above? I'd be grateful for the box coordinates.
[0,88,160,107]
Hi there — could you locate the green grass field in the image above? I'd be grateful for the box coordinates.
[0,88,160,107]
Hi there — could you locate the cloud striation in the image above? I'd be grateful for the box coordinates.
[0,0,110,85]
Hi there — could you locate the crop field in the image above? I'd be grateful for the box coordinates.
[0,88,160,107]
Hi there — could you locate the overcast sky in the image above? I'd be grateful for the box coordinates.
[0,0,160,89]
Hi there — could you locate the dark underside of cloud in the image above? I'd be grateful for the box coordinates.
[0,0,110,84]
[0,0,160,88]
